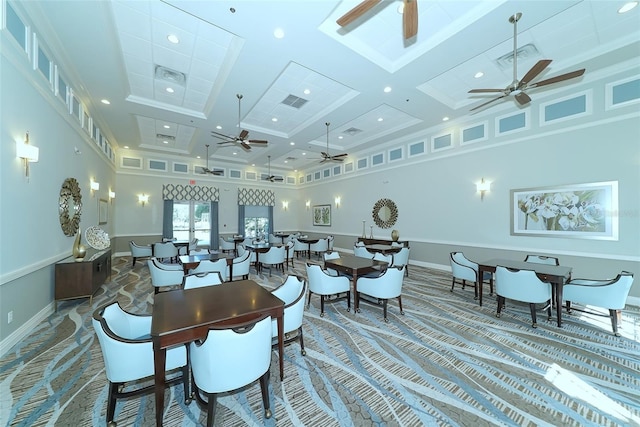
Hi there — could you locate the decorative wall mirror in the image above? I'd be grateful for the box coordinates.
[59,177,82,236]
[372,198,398,229]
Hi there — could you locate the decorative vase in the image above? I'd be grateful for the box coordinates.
[391,229,399,241]
[73,229,87,260]
[362,221,366,238]
[369,225,373,239]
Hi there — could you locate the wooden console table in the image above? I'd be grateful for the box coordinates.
[55,249,111,310]
[357,237,409,247]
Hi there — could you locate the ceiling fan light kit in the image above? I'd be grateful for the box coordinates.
[469,12,586,112]
[211,93,268,152]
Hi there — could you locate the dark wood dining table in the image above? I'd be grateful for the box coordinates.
[476,258,572,327]
[178,253,234,280]
[274,232,291,244]
[324,254,388,312]
[150,280,284,426]
[297,237,319,259]
[365,244,402,255]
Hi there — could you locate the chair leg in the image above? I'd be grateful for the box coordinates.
[205,392,217,427]
[496,296,505,317]
[307,290,312,308]
[181,363,191,404]
[610,309,620,336]
[259,372,272,419]
[346,290,351,312]
[320,295,325,317]
[450,277,456,292]
[107,382,119,424]
[132,257,137,267]
[397,295,404,315]
[298,326,306,356]
[529,303,538,328]
[382,299,389,323]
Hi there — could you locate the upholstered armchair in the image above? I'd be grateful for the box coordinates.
[189,316,273,427]
[92,302,190,426]
[129,240,152,267]
[231,251,251,281]
[182,271,224,289]
[306,262,351,317]
[219,237,235,255]
[563,271,634,336]
[353,246,373,259]
[323,251,341,276]
[293,238,308,259]
[260,245,286,276]
[153,242,178,263]
[147,258,183,294]
[449,252,493,299]
[391,247,410,277]
[270,275,306,355]
[356,266,405,322]
[495,266,552,328]
[309,238,329,260]
[191,259,229,279]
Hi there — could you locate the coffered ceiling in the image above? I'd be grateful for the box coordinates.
[23,0,640,173]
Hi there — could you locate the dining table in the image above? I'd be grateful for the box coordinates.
[274,232,291,244]
[178,253,234,280]
[297,237,319,259]
[324,254,388,312]
[476,258,572,327]
[150,280,285,427]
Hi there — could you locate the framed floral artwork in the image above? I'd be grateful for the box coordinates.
[313,204,331,226]
[511,181,618,240]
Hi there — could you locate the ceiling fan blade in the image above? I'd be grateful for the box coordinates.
[240,142,251,152]
[469,88,505,93]
[238,129,249,140]
[320,152,329,158]
[248,140,268,145]
[518,59,552,89]
[403,0,418,39]
[514,91,531,105]
[470,94,508,112]
[211,131,233,141]
[332,153,348,158]
[529,68,586,89]
[336,0,381,27]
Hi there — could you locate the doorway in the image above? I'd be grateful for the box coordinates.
[172,201,211,246]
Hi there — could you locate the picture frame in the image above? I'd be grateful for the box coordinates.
[99,198,108,225]
[312,204,331,226]
[511,181,618,240]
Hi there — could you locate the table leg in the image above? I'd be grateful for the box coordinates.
[555,281,563,327]
[153,346,166,427]
[477,267,485,307]
[353,273,360,313]
[228,262,234,282]
[277,314,284,380]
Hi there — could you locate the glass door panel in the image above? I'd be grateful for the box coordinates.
[172,201,211,246]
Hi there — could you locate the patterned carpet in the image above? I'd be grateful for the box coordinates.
[1,255,639,427]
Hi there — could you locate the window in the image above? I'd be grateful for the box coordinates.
[244,205,270,238]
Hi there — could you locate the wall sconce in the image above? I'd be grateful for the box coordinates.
[90,179,100,197]
[109,190,116,203]
[476,178,491,201]
[16,131,39,180]
[334,196,341,208]
[305,200,311,210]
[282,200,288,211]
[138,194,149,207]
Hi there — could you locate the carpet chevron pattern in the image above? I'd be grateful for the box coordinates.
[1,255,639,426]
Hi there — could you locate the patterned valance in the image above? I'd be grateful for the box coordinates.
[163,184,219,201]
[238,188,275,206]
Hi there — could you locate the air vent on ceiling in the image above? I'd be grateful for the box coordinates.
[154,65,186,86]
[281,94,309,109]
[342,127,362,136]
[156,133,175,140]
[494,43,540,70]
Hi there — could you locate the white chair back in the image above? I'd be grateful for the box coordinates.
[373,252,393,265]
[357,266,404,299]
[391,247,409,268]
[354,246,373,259]
[495,266,551,304]
[306,263,350,296]
[154,242,178,261]
[450,252,478,282]
[231,251,251,280]
[270,275,306,337]
[323,251,341,276]
[182,271,224,289]
[191,259,228,279]
[147,258,184,288]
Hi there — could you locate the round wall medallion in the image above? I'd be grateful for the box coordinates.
[372,198,398,229]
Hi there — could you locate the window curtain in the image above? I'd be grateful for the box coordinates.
[162,199,174,239]
[237,205,245,236]
[268,206,274,235]
[210,201,218,250]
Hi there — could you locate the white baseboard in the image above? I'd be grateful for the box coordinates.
[0,302,55,358]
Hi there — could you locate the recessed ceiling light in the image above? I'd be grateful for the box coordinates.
[233,152,237,155]
[474,71,484,78]
[124,146,129,149]
[196,155,201,159]
[273,28,285,39]
[442,117,449,121]
[284,160,288,163]
[101,99,110,105]
[303,89,311,95]
[302,152,306,156]
[338,135,343,139]
[166,87,174,93]
[167,34,179,44]
[290,141,295,145]
[383,86,392,93]
[272,117,278,122]
[294,169,298,172]
[618,1,638,13]
[163,140,169,144]
[163,125,170,129]
[377,117,383,122]
[216,125,222,130]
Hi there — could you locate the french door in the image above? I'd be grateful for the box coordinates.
[172,201,211,246]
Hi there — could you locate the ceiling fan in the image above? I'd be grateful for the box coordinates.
[199,144,223,176]
[336,0,418,40]
[211,94,268,152]
[264,155,283,182]
[320,122,348,163]
[468,12,586,112]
